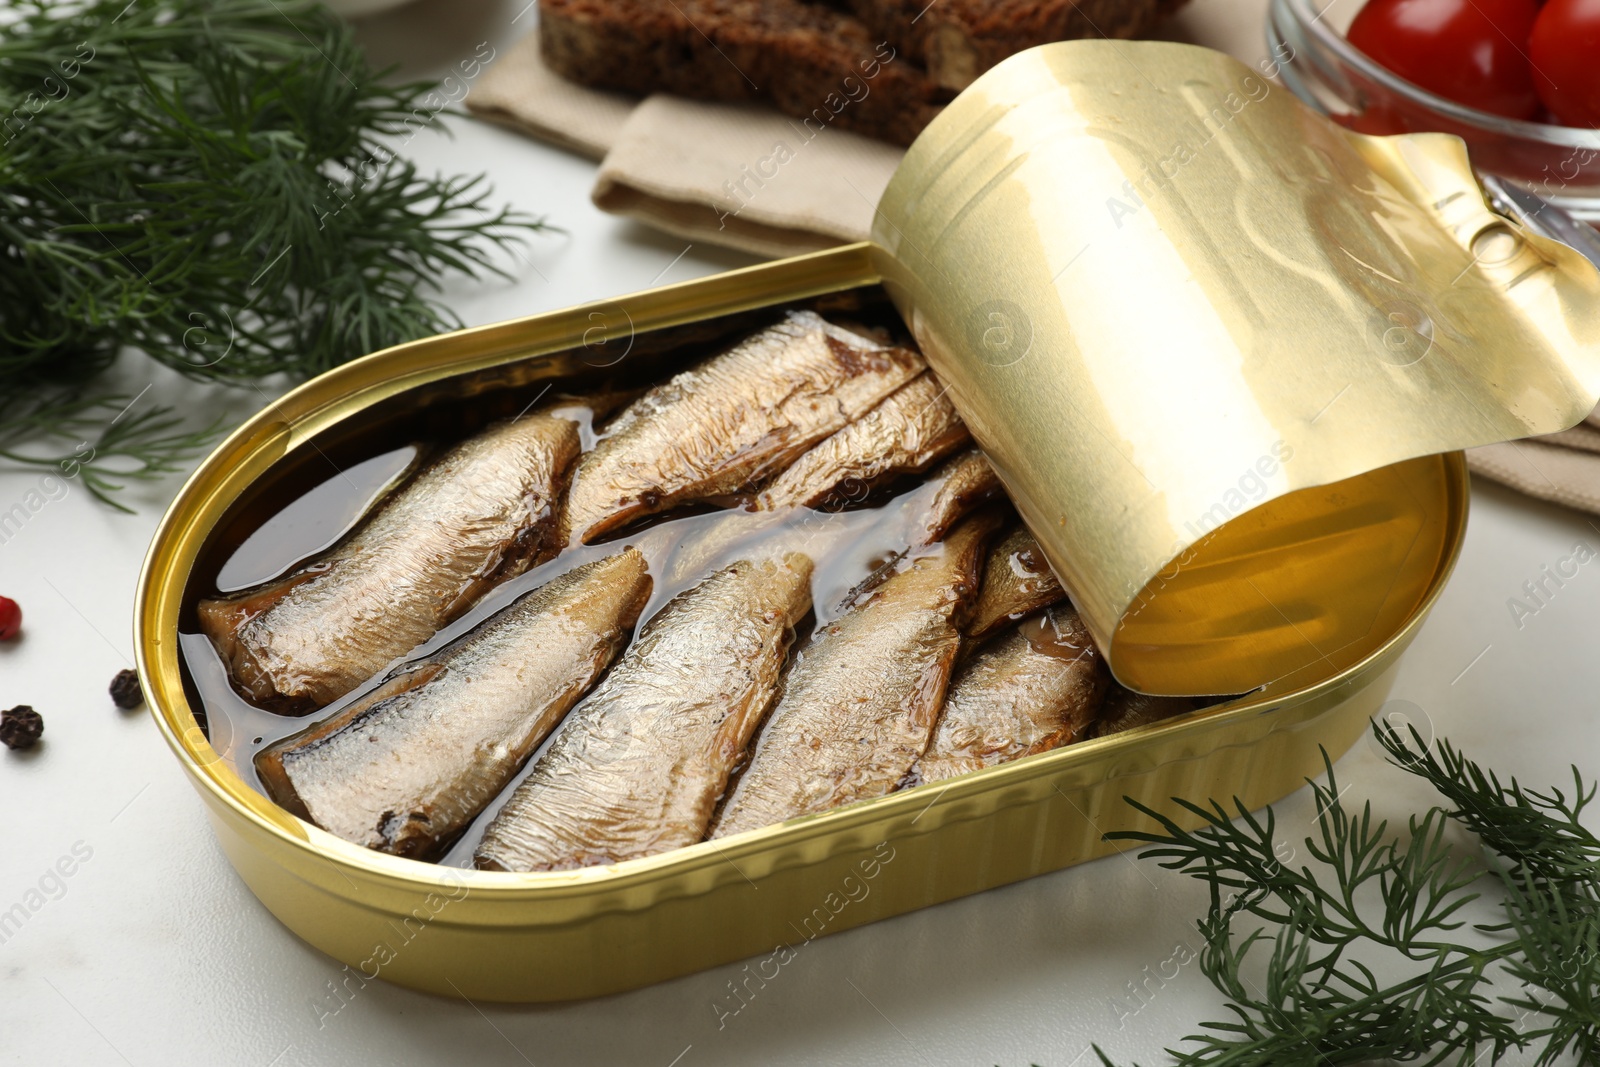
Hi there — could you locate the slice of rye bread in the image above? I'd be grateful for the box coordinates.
[845,0,1192,91]
[538,0,949,146]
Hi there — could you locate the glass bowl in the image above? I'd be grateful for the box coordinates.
[1267,0,1600,220]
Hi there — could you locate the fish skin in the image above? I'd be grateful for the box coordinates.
[563,310,924,544]
[254,549,652,861]
[709,511,1000,838]
[966,524,1066,640]
[913,448,1002,545]
[827,448,1003,612]
[754,372,969,512]
[1094,686,1209,738]
[912,608,1110,785]
[199,414,582,712]
[474,551,815,872]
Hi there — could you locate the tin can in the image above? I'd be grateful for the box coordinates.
[135,242,1469,1001]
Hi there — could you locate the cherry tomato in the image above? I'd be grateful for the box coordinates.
[0,596,19,641]
[1347,0,1542,120]
[1530,0,1600,127]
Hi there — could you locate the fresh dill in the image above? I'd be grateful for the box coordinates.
[0,0,544,503]
[1097,724,1599,1066]
[0,389,221,510]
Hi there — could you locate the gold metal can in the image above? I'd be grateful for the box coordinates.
[135,242,1468,1002]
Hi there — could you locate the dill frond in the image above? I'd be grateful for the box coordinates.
[0,0,546,501]
[1091,725,1599,1066]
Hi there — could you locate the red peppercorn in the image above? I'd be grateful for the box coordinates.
[0,596,19,641]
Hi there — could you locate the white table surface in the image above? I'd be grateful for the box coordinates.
[3,2,1596,1064]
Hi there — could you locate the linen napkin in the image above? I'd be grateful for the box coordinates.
[468,29,905,257]
[465,0,1271,256]
[1468,418,1600,517]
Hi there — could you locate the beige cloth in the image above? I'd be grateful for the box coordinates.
[467,28,634,160]
[1468,414,1600,516]
[591,96,906,257]
[465,0,1268,256]
[466,2,1600,516]
[468,29,906,257]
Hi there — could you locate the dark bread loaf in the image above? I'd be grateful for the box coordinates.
[845,0,1192,90]
[539,0,948,146]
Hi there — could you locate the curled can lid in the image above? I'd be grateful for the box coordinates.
[872,40,1600,695]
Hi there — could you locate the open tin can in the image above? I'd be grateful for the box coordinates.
[135,41,1600,1002]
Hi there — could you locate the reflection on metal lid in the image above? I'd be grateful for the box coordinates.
[875,40,1600,693]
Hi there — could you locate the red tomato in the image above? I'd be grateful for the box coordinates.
[1347,0,1542,120]
[0,596,19,641]
[1530,0,1600,127]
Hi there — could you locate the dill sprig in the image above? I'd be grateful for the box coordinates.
[1096,725,1600,1066]
[0,389,222,511]
[0,0,545,502]
[1396,730,1600,1064]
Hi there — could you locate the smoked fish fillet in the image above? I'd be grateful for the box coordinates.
[475,551,814,871]
[966,524,1066,640]
[710,511,998,837]
[254,549,651,860]
[913,608,1108,784]
[564,311,923,543]
[754,372,968,512]
[200,414,581,711]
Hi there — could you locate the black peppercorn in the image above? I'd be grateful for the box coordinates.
[109,669,144,710]
[0,705,43,750]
